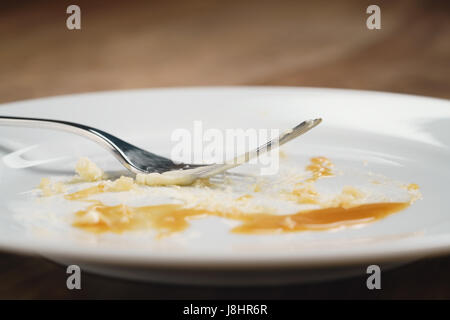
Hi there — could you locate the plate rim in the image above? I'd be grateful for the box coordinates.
[1,86,449,269]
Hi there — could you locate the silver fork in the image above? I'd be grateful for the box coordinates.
[0,116,321,180]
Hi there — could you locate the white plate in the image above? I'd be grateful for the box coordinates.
[1,87,449,285]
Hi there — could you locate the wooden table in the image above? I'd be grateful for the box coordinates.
[0,0,449,299]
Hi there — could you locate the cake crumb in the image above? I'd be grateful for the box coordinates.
[38,178,67,197]
[290,183,320,204]
[252,183,262,192]
[326,186,366,209]
[108,176,135,192]
[75,157,104,182]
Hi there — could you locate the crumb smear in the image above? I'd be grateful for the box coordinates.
[36,155,421,237]
[75,157,104,182]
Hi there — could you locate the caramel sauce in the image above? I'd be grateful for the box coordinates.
[290,185,320,204]
[305,156,334,181]
[406,183,419,191]
[73,202,204,237]
[64,184,106,201]
[232,202,409,234]
[288,156,333,204]
[236,194,253,201]
[64,156,414,237]
[72,200,409,237]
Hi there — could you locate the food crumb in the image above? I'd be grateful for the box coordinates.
[75,157,104,182]
[327,186,366,209]
[38,178,67,197]
[108,176,135,192]
[279,150,288,159]
[290,183,320,204]
[252,183,262,192]
[406,183,419,191]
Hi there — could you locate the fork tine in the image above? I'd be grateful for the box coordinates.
[196,119,322,178]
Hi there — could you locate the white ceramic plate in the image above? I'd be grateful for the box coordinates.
[1,87,449,285]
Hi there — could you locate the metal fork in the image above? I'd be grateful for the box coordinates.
[0,116,321,179]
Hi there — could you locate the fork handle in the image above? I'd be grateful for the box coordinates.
[0,115,123,151]
[0,115,139,170]
[0,115,181,174]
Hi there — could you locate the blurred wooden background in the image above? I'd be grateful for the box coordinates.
[1,0,449,102]
[0,0,449,299]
